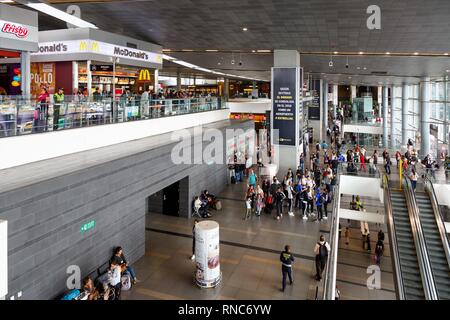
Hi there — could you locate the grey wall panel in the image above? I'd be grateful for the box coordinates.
[0,120,253,300]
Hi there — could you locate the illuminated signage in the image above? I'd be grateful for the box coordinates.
[80,220,96,233]
[138,69,151,81]
[33,40,162,65]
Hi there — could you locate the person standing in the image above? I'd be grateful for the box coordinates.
[244,197,252,220]
[248,169,257,188]
[344,227,350,246]
[191,220,199,260]
[377,229,385,243]
[285,181,295,216]
[255,185,265,217]
[410,169,418,191]
[275,187,286,220]
[375,240,384,265]
[53,88,65,131]
[280,245,295,292]
[109,261,122,300]
[314,235,331,281]
[384,154,392,175]
[315,189,324,222]
[366,233,372,253]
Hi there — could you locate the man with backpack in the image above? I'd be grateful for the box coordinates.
[315,189,324,222]
[314,235,331,281]
[280,245,295,292]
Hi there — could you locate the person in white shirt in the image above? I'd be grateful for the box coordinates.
[314,235,331,281]
[285,181,295,216]
[109,262,122,300]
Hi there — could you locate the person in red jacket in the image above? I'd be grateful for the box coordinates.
[360,152,366,172]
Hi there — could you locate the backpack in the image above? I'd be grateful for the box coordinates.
[318,242,328,261]
[61,289,81,300]
[121,271,132,291]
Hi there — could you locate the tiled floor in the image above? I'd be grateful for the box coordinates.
[122,179,332,300]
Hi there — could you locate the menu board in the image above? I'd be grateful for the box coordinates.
[272,68,298,146]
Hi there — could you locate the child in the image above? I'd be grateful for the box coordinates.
[244,197,252,220]
[344,227,350,245]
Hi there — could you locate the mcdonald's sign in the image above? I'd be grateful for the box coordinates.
[91,41,99,53]
[138,69,151,81]
[79,41,88,51]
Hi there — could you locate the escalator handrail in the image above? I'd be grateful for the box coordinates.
[402,175,438,300]
[382,174,405,300]
[322,165,341,300]
[423,176,450,270]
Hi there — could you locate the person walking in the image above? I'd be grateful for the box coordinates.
[314,235,331,281]
[248,169,258,188]
[275,187,286,220]
[191,220,199,260]
[377,229,385,243]
[384,154,392,175]
[375,240,384,265]
[315,188,324,222]
[280,245,295,292]
[285,181,295,216]
[344,227,350,246]
[366,233,372,253]
[53,88,65,131]
[255,185,265,217]
[244,197,252,220]
[410,169,418,191]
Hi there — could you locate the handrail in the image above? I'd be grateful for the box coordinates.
[382,174,406,300]
[423,177,450,271]
[402,175,438,300]
[322,164,342,300]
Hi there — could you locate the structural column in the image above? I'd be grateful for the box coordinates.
[401,83,408,146]
[351,85,357,101]
[20,52,31,97]
[390,86,396,149]
[154,69,159,92]
[332,84,338,119]
[176,69,182,92]
[420,77,431,158]
[224,78,230,101]
[383,86,389,148]
[323,81,329,139]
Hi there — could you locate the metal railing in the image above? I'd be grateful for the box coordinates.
[382,174,406,300]
[402,175,438,300]
[423,177,450,271]
[321,164,342,300]
[0,96,223,138]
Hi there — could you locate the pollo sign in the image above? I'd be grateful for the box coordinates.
[1,23,29,38]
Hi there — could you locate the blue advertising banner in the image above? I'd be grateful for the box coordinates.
[272,68,297,146]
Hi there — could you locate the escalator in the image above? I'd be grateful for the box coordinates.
[416,181,450,300]
[383,175,437,300]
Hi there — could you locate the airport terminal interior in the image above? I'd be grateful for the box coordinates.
[0,0,450,302]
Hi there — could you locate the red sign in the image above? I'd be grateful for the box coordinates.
[2,23,28,38]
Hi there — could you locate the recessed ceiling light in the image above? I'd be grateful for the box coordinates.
[386,52,391,55]
[445,53,449,56]
[357,67,361,70]
[182,49,194,52]
[206,50,218,52]
[414,52,419,55]
[242,27,248,31]
[348,76,352,79]
[363,67,367,70]
[446,69,450,73]
[359,51,364,55]
[333,51,338,54]
[252,50,256,53]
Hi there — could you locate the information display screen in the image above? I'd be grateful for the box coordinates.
[272,68,297,146]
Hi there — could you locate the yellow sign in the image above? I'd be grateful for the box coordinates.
[79,41,88,51]
[138,69,151,81]
[91,41,99,53]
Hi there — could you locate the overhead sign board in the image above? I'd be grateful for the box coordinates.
[32,40,163,65]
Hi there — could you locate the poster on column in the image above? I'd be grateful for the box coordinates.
[308,79,321,120]
[195,221,220,287]
[272,67,297,146]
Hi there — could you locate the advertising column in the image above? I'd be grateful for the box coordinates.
[195,221,221,288]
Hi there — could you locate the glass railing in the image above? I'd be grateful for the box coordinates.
[0,96,223,138]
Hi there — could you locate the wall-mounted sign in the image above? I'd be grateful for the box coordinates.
[272,67,298,146]
[90,64,113,72]
[32,40,163,65]
[81,220,96,234]
[138,69,151,81]
[0,19,38,42]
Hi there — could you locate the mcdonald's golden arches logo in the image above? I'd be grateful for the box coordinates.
[79,41,88,51]
[139,69,151,81]
[91,41,99,53]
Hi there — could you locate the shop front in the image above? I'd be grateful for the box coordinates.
[0,4,38,136]
[31,28,163,97]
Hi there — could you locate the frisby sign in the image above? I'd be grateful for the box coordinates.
[0,19,38,42]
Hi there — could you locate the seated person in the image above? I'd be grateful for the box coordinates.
[202,190,218,209]
[110,246,138,285]
[82,277,100,300]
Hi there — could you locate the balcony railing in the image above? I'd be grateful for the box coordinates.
[0,96,223,138]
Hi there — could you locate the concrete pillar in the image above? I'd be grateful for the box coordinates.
[87,60,92,95]
[176,69,181,91]
[323,81,329,139]
[390,86,395,149]
[272,49,301,175]
[401,83,408,146]
[72,61,79,95]
[154,69,159,92]
[378,86,383,118]
[420,77,431,158]
[20,51,31,97]
[332,84,338,119]
[224,78,230,101]
[383,86,389,148]
[351,85,357,101]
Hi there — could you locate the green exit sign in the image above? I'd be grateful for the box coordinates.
[81,220,96,233]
